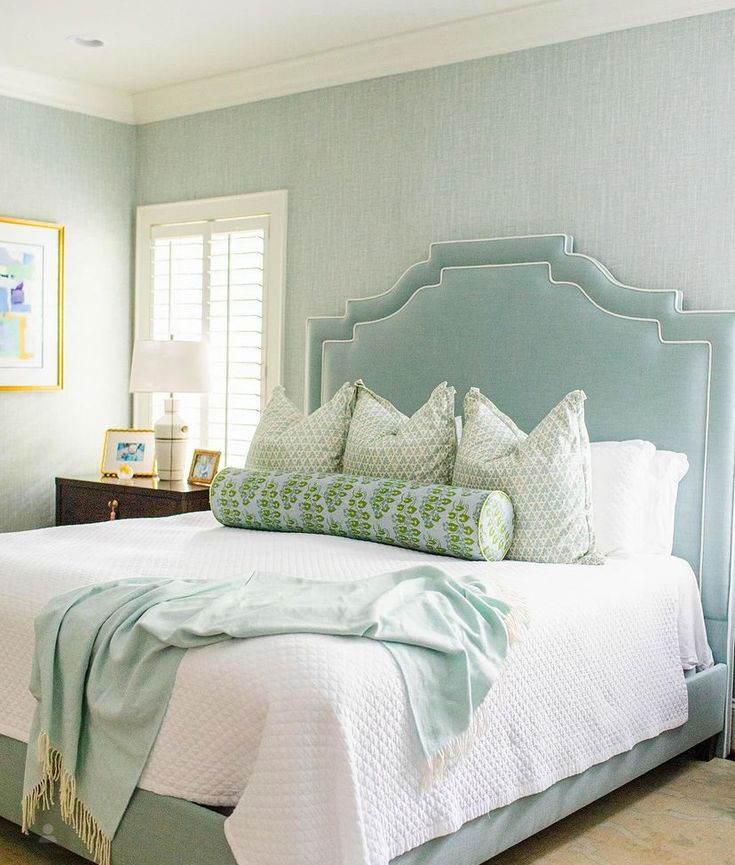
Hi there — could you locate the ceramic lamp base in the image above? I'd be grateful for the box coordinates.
[154,397,189,481]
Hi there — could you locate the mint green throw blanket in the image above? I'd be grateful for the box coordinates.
[22,566,525,865]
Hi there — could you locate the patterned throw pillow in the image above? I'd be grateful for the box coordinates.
[453,389,601,564]
[245,382,356,473]
[342,381,457,484]
[210,468,514,561]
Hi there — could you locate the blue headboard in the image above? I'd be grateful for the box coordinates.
[305,234,735,687]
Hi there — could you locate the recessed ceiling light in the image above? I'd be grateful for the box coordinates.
[67,35,105,49]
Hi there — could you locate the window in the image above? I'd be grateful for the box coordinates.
[134,192,286,467]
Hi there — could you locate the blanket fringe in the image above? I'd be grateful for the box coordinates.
[423,587,530,788]
[22,732,112,865]
[500,590,530,648]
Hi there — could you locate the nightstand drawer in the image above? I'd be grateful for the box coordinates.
[55,476,211,526]
[57,485,180,524]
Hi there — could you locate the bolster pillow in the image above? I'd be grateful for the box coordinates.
[210,468,514,561]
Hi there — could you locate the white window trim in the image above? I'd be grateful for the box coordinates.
[133,190,287,427]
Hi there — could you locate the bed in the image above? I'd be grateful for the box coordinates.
[0,233,733,865]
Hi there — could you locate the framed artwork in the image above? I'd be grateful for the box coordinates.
[188,449,221,486]
[101,429,156,477]
[0,216,64,391]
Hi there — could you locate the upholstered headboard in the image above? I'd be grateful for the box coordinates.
[306,234,734,693]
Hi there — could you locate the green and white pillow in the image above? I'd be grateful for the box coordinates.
[453,389,602,564]
[211,468,514,561]
[342,381,457,484]
[245,382,356,473]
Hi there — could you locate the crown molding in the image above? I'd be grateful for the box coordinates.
[0,63,134,124]
[1,0,733,125]
[132,0,735,124]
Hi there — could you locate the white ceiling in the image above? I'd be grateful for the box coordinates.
[0,0,538,93]
[0,0,733,123]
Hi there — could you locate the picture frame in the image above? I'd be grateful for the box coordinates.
[101,429,157,477]
[0,216,64,391]
[188,449,221,486]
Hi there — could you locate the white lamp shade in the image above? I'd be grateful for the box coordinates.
[129,339,210,394]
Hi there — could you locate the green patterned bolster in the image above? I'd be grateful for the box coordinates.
[210,469,514,561]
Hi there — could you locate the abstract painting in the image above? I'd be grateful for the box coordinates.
[0,217,63,390]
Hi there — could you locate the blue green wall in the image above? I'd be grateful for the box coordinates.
[3,10,734,529]
[136,10,735,407]
[0,96,135,531]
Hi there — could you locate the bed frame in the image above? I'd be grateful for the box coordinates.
[2,234,732,865]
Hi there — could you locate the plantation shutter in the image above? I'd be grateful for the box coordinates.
[148,216,267,466]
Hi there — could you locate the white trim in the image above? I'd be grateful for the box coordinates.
[0,62,134,123]
[132,0,735,123]
[306,230,735,341]
[3,0,734,124]
[133,190,287,427]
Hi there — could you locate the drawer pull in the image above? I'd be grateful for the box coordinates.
[108,499,119,521]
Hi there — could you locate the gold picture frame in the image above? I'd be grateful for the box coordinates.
[0,216,64,391]
[188,449,221,486]
[101,429,157,477]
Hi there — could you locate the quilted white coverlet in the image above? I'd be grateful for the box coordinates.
[0,513,711,865]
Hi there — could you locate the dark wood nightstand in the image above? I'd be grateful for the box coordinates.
[55,476,211,526]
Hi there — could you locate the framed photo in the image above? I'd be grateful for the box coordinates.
[101,429,156,477]
[188,449,221,486]
[0,216,64,391]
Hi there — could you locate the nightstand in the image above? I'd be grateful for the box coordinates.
[55,476,211,526]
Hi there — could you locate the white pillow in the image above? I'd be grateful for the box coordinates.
[590,440,655,556]
[590,441,688,557]
[640,449,689,554]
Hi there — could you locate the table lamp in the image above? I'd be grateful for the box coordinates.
[129,339,210,481]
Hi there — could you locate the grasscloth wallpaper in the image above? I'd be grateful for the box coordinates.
[3,10,735,530]
[137,11,735,407]
[0,96,135,532]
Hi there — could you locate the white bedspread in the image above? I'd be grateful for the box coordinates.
[0,513,712,865]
